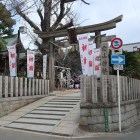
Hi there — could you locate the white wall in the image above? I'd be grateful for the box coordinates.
[122,42,140,52]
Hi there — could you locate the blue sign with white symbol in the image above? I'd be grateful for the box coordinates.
[114,40,120,47]
[111,55,125,65]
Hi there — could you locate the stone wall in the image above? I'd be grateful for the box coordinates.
[0,76,50,118]
[80,100,140,132]
[79,75,140,132]
[0,95,45,117]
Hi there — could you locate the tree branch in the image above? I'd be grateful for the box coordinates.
[37,9,44,30]
[81,0,90,5]
[18,11,41,31]
[51,0,65,30]
[14,3,41,31]
[56,19,73,30]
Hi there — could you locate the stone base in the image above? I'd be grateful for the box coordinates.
[79,100,140,132]
[0,95,46,118]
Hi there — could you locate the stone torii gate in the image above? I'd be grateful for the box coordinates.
[35,15,123,92]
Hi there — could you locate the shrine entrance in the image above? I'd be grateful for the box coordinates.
[35,15,123,92]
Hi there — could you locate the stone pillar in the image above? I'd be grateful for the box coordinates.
[24,78,27,96]
[137,79,139,99]
[100,42,109,75]
[119,75,122,101]
[134,79,136,99]
[86,76,92,104]
[129,78,132,100]
[42,79,45,95]
[125,77,128,101]
[19,78,23,96]
[121,76,126,101]
[47,80,49,94]
[35,79,39,95]
[32,79,35,95]
[15,77,18,97]
[138,80,140,99]
[135,79,137,99]
[131,78,135,100]
[80,75,87,104]
[131,78,133,99]
[9,77,14,97]
[39,79,42,95]
[109,75,117,102]
[28,78,31,96]
[0,76,2,98]
[100,75,108,102]
[44,80,47,94]
[4,76,8,98]
[91,75,97,103]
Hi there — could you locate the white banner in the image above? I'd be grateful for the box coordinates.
[27,50,35,78]
[7,45,17,77]
[77,33,89,75]
[43,55,47,79]
[87,41,96,76]
[93,48,101,77]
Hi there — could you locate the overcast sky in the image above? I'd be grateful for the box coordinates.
[72,0,140,44]
[16,0,140,49]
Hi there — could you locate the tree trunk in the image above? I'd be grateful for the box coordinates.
[49,38,55,92]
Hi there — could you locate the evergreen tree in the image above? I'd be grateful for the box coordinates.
[0,3,15,50]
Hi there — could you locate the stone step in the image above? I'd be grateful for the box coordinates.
[23,114,63,120]
[30,110,67,115]
[14,118,59,125]
[46,102,77,105]
[40,105,74,108]
[6,123,55,132]
[36,107,71,111]
[49,100,79,102]
[53,98,80,100]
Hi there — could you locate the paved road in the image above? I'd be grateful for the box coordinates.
[0,123,140,140]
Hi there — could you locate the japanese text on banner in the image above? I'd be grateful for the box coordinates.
[94,48,101,77]
[7,45,17,76]
[77,33,89,75]
[87,41,96,76]
[27,50,35,78]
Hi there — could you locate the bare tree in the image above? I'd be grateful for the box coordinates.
[4,0,89,91]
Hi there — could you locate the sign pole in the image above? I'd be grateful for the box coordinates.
[111,37,123,132]
[117,68,121,132]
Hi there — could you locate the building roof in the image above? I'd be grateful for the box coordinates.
[3,34,26,53]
